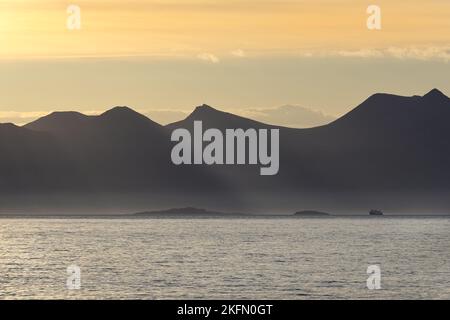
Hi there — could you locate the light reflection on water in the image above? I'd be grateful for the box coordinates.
[0,216,449,299]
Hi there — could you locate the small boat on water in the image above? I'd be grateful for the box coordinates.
[370,209,384,216]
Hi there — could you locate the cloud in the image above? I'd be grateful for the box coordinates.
[302,46,450,62]
[231,49,246,57]
[0,111,50,126]
[197,53,220,63]
[384,47,450,61]
[236,105,336,128]
[333,49,385,58]
[143,105,336,127]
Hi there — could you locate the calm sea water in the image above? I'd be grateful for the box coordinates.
[0,216,449,299]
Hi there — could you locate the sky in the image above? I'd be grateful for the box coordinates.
[0,0,449,126]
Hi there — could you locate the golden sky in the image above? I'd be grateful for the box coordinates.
[0,1,449,126]
[1,0,449,59]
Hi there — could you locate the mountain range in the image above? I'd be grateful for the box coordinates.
[1,89,450,214]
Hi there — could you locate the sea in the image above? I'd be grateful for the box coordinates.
[0,216,449,299]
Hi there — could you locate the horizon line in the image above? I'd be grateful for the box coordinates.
[0,87,446,130]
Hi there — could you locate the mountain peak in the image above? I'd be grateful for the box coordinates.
[100,106,162,128]
[24,111,90,132]
[187,104,228,120]
[422,88,448,101]
[167,104,274,130]
[101,106,139,117]
[192,104,218,114]
[46,111,89,121]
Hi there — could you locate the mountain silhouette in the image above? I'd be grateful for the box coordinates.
[167,104,278,131]
[26,107,163,138]
[24,107,172,191]
[0,123,82,192]
[299,89,450,190]
[24,106,234,195]
[1,89,450,214]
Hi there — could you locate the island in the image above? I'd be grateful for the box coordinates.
[294,210,331,217]
[134,207,246,216]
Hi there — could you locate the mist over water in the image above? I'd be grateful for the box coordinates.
[0,216,449,299]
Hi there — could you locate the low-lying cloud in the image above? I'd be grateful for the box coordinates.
[236,105,336,128]
[302,46,450,62]
[197,53,220,63]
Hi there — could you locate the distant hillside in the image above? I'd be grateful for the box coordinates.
[294,210,330,216]
[1,89,450,214]
[134,207,246,216]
